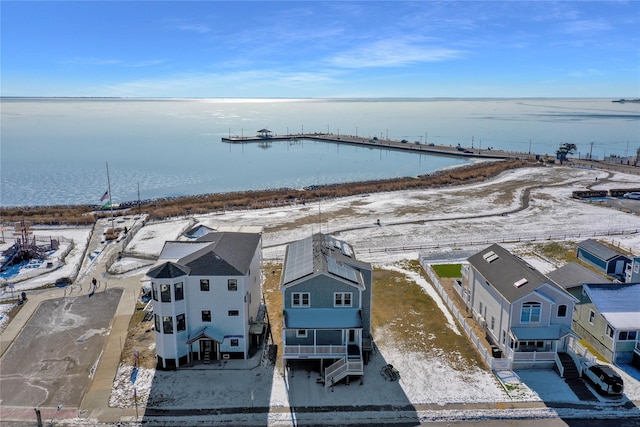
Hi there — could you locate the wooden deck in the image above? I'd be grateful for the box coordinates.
[221,133,539,161]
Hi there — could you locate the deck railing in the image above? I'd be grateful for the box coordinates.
[324,358,364,387]
[283,344,347,358]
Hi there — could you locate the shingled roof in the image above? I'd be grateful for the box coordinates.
[152,231,261,277]
[467,244,565,303]
[147,261,191,279]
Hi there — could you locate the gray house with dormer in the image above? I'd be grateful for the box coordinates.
[280,233,372,386]
[463,244,578,369]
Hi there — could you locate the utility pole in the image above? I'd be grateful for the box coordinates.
[589,141,595,160]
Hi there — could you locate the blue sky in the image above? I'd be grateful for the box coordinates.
[2,1,639,97]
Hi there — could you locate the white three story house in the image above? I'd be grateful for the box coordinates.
[146,231,263,369]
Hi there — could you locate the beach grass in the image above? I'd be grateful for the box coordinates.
[0,159,533,225]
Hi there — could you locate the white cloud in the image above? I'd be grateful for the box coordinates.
[568,69,604,78]
[98,69,341,97]
[563,19,612,35]
[175,23,211,34]
[327,37,464,68]
[61,57,164,68]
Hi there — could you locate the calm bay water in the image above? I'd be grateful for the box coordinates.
[1,98,639,207]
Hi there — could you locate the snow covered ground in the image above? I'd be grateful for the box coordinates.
[108,165,640,420]
[3,164,640,424]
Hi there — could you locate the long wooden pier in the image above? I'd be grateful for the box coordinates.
[221,133,538,161]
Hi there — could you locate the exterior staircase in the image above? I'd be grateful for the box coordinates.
[557,352,598,401]
[557,352,579,379]
[203,350,211,364]
[324,357,364,387]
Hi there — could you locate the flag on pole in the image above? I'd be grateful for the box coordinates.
[100,190,109,202]
[102,200,111,209]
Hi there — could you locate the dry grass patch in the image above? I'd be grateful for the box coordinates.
[373,261,482,370]
[121,301,156,369]
[264,206,358,233]
[263,263,284,369]
[531,241,577,264]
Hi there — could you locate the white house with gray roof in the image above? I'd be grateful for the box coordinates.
[146,231,263,369]
[464,244,578,370]
[280,233,372,386]
[567,283,640,366]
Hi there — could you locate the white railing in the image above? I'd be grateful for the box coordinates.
[567,336,598,365]
[555,352,565,377]
[324,358,364,387]
[283,344,347,358]
[511,351,556,362]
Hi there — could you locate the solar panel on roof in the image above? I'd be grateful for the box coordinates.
[328,257,359,283]
[282,237,314,284]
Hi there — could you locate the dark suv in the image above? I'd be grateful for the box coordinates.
[581,361,624,396]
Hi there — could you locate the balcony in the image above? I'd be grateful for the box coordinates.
[283,344,347,359]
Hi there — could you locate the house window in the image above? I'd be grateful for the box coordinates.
[202,310,211,322]
[175,282,184,301]
[296,329,307,338]
[490,316,495,331]
[292,292,310,307]
[162,316,173,334]
[334,292,352,307]
[606,325,614,339]
[228,310,239,316]
[479,301,483,314]
[501,330,506,344]
[160,284,171,302]
[152,282,158,301]
[228,279,238,291]
[176,313,186,332]
[200,279,210,291]
[619,331,638,341]
[230,339,239,347]
[154,314,160,331]
[557,304,567,317]
[588,310,595,325]
[520,302,541,323]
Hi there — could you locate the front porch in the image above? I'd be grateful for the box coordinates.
[282,308,364,360]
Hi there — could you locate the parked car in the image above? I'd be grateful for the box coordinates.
[54,277,72,287]
[623,192,640,200]
[581,361,624,396]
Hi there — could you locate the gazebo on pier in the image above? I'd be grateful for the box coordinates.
[257,128,272,139]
